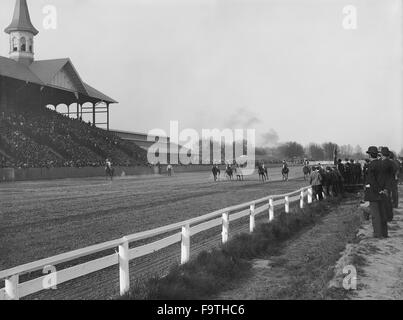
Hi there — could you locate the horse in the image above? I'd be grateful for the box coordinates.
[212,165,220,182]
[225,165,233,180]
[303,165,311,181]
[282,165,289,181]
[105,166,114,181]
[258,165,268,182]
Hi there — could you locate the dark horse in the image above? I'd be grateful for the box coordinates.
[303,165,311,181]
[258,165,268,182]
[105,166,115,181]
[212,165,221,182]
[225,165,233,180]
[282,164,289,181]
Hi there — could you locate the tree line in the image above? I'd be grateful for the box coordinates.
[191,138,402,164]
[256,142,368,161]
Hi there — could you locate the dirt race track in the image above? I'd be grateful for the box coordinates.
[0,166,307,300]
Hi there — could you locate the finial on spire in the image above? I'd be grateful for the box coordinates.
[4,0,39,35]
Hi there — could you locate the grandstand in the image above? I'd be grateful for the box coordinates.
[0,0,148,169]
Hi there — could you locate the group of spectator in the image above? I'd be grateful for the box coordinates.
[337,159,363,185]
[308,147,402,239]
[0,115,63,168]
[0,107,148,169]
[309,164,345,201]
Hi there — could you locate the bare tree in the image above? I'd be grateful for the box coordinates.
[306,143,325,160]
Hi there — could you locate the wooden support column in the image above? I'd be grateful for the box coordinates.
[76,102,79,119]
[92,103,96,126]
[107,103,110,131]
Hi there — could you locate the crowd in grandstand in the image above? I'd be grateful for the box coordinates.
[0,108,147,169]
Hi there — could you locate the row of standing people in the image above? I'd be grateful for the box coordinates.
[337,159,363,185]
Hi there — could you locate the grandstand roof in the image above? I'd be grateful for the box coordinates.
[4,0,39,35]
[0,56,117,104]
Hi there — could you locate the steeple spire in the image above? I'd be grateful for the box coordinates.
[4,0,38,65]
[5,0,39,35]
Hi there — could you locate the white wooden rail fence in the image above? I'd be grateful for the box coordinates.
[0,186,313,300]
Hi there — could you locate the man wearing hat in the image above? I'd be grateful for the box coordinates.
[389,152,400,208]
[380,147,395,221]
[364,146,388,238]
[337,159,345,194]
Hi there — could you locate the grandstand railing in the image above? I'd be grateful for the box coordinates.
[0,186,313,300]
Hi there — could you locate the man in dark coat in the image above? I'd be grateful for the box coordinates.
[363,159,370,184]
[380,147,395,221]
[337,159,345,194]
[323,167,333,196]
[344,159,352,185]
[332,167,343,196]
[364,146,388,238]
[389,152,400,209]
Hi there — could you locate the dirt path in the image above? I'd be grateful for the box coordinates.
[215,194,363,300]
[0,167,304,270]
[329,185,403,300]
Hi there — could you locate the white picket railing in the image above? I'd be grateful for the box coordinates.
[0,186,313,300]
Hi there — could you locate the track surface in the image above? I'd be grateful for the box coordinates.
[0,166,307,299]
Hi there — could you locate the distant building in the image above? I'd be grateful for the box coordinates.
[112,129,192,164]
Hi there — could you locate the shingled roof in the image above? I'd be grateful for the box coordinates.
[4,0,39,35]
[0,56,117,103]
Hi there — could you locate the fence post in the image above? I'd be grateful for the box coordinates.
[300,190,305,209]
[5,275,19,300]
[308,187,313,204]
[181,224,190,264]
[285,196,290,213]
[222,212,229,243]
[269,198,274,221]
[119,238,130,296]
[249,204,256,233]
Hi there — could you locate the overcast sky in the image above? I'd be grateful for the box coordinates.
[1,0,402,152]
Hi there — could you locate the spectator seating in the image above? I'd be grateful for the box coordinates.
[0,107,148,168]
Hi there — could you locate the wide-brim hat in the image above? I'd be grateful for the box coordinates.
[381,147,390,157]
[366,146,379,155]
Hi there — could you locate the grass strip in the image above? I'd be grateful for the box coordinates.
[121,197,342,300]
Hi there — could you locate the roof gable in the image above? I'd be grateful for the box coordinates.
[29,59,88,94]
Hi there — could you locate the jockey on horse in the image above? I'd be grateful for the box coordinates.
[105,158,114,180]
[225,163,233,180]
[212,164,220,182]
[281,160,289,181]
[258,162,268,182]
